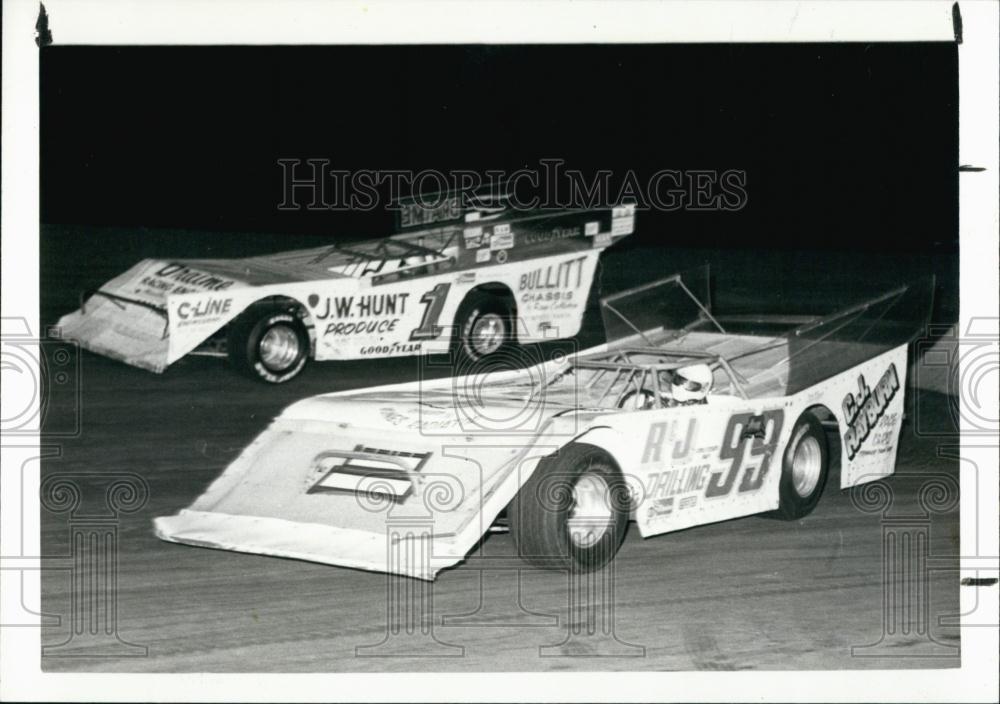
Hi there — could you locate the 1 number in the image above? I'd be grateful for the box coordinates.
[409,283,451,340]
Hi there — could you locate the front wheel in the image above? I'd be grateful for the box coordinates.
[227,306,310,383]
[773,413,830,520]
[508,443,629,571]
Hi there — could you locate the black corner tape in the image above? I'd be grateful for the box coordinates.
[36,2,53,48]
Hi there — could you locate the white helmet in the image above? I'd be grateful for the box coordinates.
[671,364,713,403]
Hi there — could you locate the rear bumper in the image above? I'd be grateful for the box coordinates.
[57,306,171,373]
[153,509,466,581]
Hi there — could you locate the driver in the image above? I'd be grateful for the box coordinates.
[618,362,715,410]
[660,363,713,407]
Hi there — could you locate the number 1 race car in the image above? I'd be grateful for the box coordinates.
[154,267,933,579]
[56,200,636,382]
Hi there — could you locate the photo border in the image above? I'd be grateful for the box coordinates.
[2,1,996,701]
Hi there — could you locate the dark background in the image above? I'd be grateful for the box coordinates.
[38,44,963,672]
[40,43,958,323]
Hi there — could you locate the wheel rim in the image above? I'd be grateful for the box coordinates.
[258,325,301,371]
[469,313,505,356]
[791,435,823,498]
[567,472,613,548]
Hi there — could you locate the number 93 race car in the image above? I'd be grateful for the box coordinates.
[56,198,636,382]
[154,267,934,579]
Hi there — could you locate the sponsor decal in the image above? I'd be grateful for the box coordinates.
[496,249,509,264]
[842,364,900,460]
[646,497,674,520]
[646,464,710,500]
[308,283,451,342]
[175,297,233,326]
[641,418,698,463]
[519,255,587,293]
[380,406,460,431]
[359,341,422,356]
[611,204,636,237]
[592,232,612,248]
[611,217,634,236]
[520,290,575,306]
[678,495,698,510]
[463,226,487,249]
[864,412,901,454]
[325,318,401,336]
[584,221,600,236]
[705,410,784,498]
[398,196,462,229]
[310,292,410,321]
[307,444,431,500]
[523,225,580,246]
[475,248,491,263]
[151,263,236,292]
[490,230,515,250]
[309,292,413,337]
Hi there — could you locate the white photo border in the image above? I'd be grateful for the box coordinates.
[2,1,996,701]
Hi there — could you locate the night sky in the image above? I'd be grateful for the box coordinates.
[41,43,957,252]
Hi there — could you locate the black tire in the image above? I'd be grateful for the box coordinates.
[453,290,514,364]
[774,413,829,520]
[508,443,629,571]
[227,305,310,383]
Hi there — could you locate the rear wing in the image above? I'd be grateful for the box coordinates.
[599,268,935,396]
[393,190,512,232]
[599,265,721,346]
[768,276,934,394]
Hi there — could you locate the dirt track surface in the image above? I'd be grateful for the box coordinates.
[38,348,961,672]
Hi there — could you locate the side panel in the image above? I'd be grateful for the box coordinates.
[787,344,908,489]
[165,248,606,365]
[508,249,602,341]
[305,249,605,360]
[582,396,794,537]
[302,275,454,360]
[582,344,910,538]
[164,286,282,363]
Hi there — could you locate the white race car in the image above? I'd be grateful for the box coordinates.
[57,200,636,382]
[154,268,933,578]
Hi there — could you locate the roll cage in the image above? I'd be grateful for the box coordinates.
[546,346,749,410]
[308,231,459,281]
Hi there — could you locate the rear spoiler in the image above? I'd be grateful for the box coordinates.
[393,189,513,232]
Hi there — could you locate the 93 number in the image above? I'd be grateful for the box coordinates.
[705,410,785,498]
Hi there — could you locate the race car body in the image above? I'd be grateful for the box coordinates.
[154,267,934,579]
[57,202,636,381]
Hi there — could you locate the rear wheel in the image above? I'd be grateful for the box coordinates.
[774,413,829,520]
[227,305,310,383]
[508,443,629,571]
[453,291,514,364]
